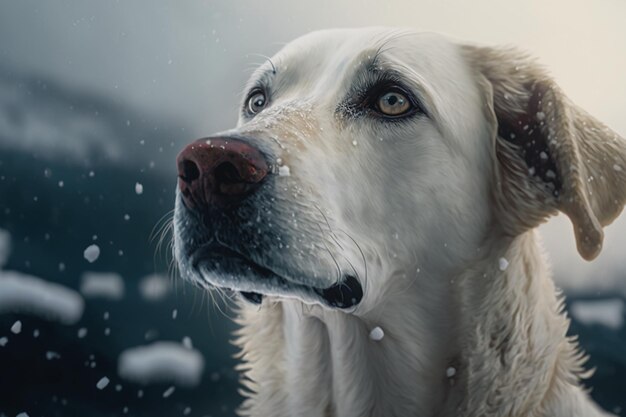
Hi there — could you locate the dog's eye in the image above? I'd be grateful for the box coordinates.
[376,91,411,116]
[247,90,267,114]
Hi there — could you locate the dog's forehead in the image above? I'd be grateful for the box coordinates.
[258,28,483,142]
[271,28,463,86]
[242,28,485,150]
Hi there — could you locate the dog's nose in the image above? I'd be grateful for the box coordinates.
[177,137,269,210]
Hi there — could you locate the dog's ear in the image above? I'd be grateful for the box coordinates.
[462,45,626,260]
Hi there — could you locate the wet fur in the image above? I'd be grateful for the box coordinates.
[173,28,626,417]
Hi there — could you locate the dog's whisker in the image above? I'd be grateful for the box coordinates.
[315,223,343,284]
[336,229,369,295]
[342,255,360,286]
[150,208,175,242]
[313,204,344,250]
[154,221,174,263]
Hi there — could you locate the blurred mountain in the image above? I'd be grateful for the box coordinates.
[0,66,187,172]
[0,68,241,417]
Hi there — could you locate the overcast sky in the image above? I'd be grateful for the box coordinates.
[0,0,625,291]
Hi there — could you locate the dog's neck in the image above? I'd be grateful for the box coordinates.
[233,231,602,417]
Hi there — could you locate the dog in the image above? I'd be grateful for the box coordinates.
[172,28,626,417]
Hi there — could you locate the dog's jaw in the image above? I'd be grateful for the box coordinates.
[234,254,460,417]
[233,231,609,417]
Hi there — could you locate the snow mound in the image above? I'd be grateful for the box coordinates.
[118,341,205,387]
[570,299,624,330]
[0,228,10,268]
[80,272,125,300]
[138,274,171,301]
[0,271,84,324]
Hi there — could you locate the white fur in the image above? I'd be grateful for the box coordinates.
[175,27,626,417]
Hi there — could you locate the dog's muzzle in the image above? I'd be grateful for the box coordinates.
[175,135,364,309]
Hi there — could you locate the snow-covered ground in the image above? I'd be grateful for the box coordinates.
[0,270,84,325]
[80,272,125,301]
[118,341,205,387]
[540,214,626,296]
[138,273,171,302]
[570,299,625,330]
[0,227,84,326]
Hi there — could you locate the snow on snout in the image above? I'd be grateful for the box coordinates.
[278,165,291,176]
[0,271,84,324]
[118,341,205,387]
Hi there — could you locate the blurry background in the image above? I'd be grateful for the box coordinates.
[0,0,624,416]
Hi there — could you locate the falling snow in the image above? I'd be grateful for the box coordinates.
[162,386,175,398]
[369,326,384,341]
[46,351,61,360]
[499,257,509,271]
[83,244,101,263]
[96,376,110,390]
[11,320,22,334]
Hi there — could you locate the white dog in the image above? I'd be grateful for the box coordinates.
[173,28,626,417]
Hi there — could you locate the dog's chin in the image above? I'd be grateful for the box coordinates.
[192,246,363,310]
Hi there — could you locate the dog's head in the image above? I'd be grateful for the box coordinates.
[173,28,626,313]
